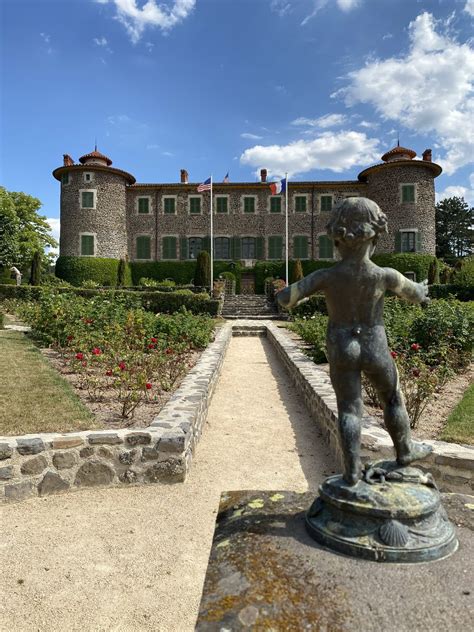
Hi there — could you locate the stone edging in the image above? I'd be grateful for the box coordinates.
[266,322,473,494]
[0,324,233,502]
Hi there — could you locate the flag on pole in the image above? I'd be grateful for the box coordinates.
[269,177,287,195]
[223,172,229,183]
[197,177,212,192]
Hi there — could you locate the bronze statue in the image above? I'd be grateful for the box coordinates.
[279,197,432,485]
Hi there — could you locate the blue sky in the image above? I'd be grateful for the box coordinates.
[1,0,473,249]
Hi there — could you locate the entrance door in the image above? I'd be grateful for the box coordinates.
[240,272,255,295]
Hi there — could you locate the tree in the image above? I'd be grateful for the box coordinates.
[29,251,42,285]
[435,196,473,260]
[116,258,127,287]
[291,259,304,284]
[194,250,211,287]
[0,187,58,272]
[0,187,19,267]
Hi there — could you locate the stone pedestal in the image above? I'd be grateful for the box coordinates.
[306,461,457,563]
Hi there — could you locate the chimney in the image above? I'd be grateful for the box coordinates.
[260,168,267,183]
[63,154,74,166]
[422,148,432,162]
[180,169,189,184]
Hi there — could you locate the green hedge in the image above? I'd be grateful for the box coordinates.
[0,285,220,316]
[0,268,15,285]
[428,284,474,302]
[254,260,335,294]
[371,254,435,282]
[55,256,132,287]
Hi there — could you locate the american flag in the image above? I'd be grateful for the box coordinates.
[197,177,211,192]
[223,172,229,183]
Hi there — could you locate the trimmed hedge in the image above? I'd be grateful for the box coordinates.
[254,260,335,294]
[428,284,474,302]
[55,256,132,287]
[0,284,221,316]
[371,253,436,282]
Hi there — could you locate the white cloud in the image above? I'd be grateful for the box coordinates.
[96,0,196,43]
[358,120,379,129]
[270,0,292,17]
[291,113,347,129]
[40,32,53,54]
[162,151,174,156]
[93,36,108,46]
[241,133,263,140]
[436,177,474,206]
[382,33,393,40]
[465,0,474,17]
[335,12,474,175]
[240,130,380,178]
[46,218,61,244]
[302,0,361,26]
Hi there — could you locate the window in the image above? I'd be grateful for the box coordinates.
[136,236,151,260]
[80,234,95,256]
[138,197,150,214]
[162,236,177,259]
[215,237,230,260]
[242,237,256,259]
[216,197,228,213]
[320,195,333,212]
[163,198,176,214]
[189,197,201,214]
[61,173,70,185]
[295,196,307,213]
[188,237,202,259]
[404,271,416,281]
[268,236,283,260]
[401,184,415,203]
[81,190,95,209]
[243,197,255,213]
[401,231,416,252]
[83,172,93,183]
[294,236,308,259]
[318,234,333,259]
[270,197,282,213]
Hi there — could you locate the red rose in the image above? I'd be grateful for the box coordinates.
[66,335,74,341]
[92,347,101,355]
[151,337,157,343]
[412,368,421,377]
[411,343,420,351]
[145,383,152,390]
[118,361,126,371]
[75,352,84,360]
[105,369,113,376]
[148,343,155,349]
[165,348,173,355]
[390,351,398,358]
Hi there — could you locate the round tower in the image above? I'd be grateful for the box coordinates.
[358,144,442,255]
[52,148,135,259]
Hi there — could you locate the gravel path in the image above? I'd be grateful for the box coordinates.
[0,336,333,632]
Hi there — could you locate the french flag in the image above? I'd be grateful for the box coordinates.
[269,177,286,195]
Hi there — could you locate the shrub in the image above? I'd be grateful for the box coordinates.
[194,251,211,287]
[427,258,440,285]
[116,258,127,288]
[41,275,72,288]
[29,251,42,286]
[291,259,304,283]
[289,314,328,364]
[371,253,435,281]
[289,294,328,317]
[452,256,474,287]
[80,279,101,288]
[254,260,334,294]
[56,256,121,286]
[428,284,474,301]
[138,277,161,288]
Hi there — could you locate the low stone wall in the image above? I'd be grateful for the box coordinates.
[266,323,474,494]
[0,324,232,502]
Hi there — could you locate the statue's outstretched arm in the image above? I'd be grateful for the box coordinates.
[278,269,329,310]
[384,268,429,305]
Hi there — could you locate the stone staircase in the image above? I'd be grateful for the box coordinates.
[221,295,281,319]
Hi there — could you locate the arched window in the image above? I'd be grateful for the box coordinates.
[215,237,230,260]
[242,237,256,259]
[188,237,203,259]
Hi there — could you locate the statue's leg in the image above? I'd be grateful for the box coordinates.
[329,366,363,485]
[364,357,431,464]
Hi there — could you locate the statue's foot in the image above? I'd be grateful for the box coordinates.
[397,442,433,466]
[343,466,362,486]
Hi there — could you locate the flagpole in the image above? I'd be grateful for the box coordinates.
[210,175,214,293]
[285,171,289,285]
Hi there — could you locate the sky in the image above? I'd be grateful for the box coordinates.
[1,0,474,250]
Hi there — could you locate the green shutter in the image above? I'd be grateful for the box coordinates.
[180,237,188,260]
[270,197,281,213]
[61,173,69,185]
[216,197,227,213]
[256,236,264,259]
[318,235,332,259]
[163,237,177,259]
[231,236,241,260]
[415,231,422,253]
[321,195,332,212]
[82,191,94,208]
[395,231,402,253]
[136,236,151,260]
[164,198,175,214]
[295,196,306,212]
[138,198,149,213]
[402,185,415,203]
[81,235,94,256]
[244,197,255,213]
[202,236,211,253]
[269,236,283,259]
[190,198,201,214]
[294,236,308,259]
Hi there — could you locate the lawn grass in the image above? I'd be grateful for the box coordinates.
[440,382,474,445]
[0,329,97,436]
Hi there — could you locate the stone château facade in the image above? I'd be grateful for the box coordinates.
[53,144,442,267]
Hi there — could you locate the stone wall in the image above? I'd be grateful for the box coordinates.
[0,325,232,502]
[265,323,473,494]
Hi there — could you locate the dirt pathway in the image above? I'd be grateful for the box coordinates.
[0,336,333,632]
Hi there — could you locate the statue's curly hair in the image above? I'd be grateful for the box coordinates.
[326,197,388,243]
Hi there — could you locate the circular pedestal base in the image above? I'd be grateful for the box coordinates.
[306,464,458,563]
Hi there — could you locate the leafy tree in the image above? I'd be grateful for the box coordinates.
[435,196,473,259]
[0,187,58,272]
[0,187,20,267]
[194,251,211,287]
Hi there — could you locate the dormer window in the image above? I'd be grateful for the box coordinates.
[83,172,94,183]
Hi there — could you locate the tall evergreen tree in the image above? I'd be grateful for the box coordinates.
[194,250,211,287]
[435,196,473,259]
[29,251,42,285]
